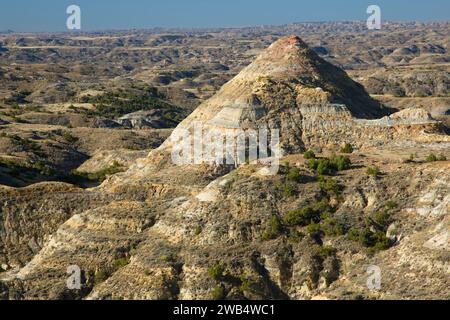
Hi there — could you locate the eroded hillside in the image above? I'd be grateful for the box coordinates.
[0,35,448,300]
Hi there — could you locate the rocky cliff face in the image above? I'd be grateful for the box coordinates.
[0,36,448,300]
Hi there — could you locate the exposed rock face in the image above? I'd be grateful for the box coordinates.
[0,36,448,300]
[118,110,178,129]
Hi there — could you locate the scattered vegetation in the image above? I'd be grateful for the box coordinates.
[426,153,447,162]
[287,230,305,243]
[70,161,125,184]
[81,86,186,122]
[283,198,332,227]
[7,134,43,154]
[347,201,397,252]
[0,157,53,178]
[348,227,390,252]
[312,245,337,261]
[308,155,351,175]
[319,176,343,199]
[321,217,345,236]
[3,90,31,105]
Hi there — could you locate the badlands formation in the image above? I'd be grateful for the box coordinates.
[0,36,449,300]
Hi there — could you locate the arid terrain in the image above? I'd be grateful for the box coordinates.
[0,22,448,300]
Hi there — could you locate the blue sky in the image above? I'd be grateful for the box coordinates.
[0,0,449,32]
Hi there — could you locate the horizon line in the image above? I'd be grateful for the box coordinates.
[1,19,449,35]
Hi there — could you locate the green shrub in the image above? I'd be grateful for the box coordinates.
[322,218,345,236]
[93,269,109,286]
[71,161,125,183]
[317,159,334,175]
[283,206,318,226]
[208,264,224,281]
[366,166,380,177]
[426,154,437,162]
[194,225,203,236]
[160,254,176,263]
[340,143,353,154]
[262,215,283,240]
[212,285,226,300]
[312,197,332,213]
[312,245,337,260]
[437,154,447,161]
[359,228,377,247]
[331,155,351,171]
[308,155,351,175]
[308,158,318,170]
[62,131,79,143]
[319,177,343,198]
[372,211,392,229]
[287,230,305,243]
[347,227,361,242]
[286,166,301,182]
[384,201,398,210]
[239,276,259,294]
[282,183,296,197]
[307,222,323,240]
[347,227,390,251]
[113,257,130,269]
[303,150,316,159]
[371,232,391,251]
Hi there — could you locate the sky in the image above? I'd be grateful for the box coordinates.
[0,0,449,32]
